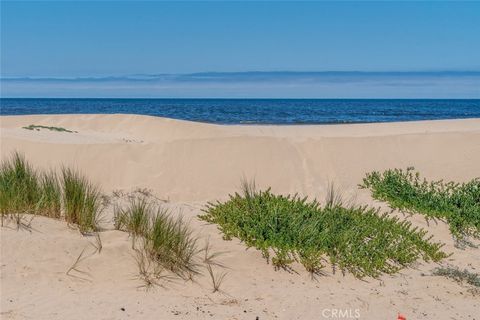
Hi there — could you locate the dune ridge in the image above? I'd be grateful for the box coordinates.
[1,114,479,202]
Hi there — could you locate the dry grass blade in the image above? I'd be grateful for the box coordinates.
[202,238,227,269]
[325,182,344,208]
[206,264,227,293]
[240,177,257,200]
[89,232,103,254]
[11,212,35,232]
[133,246,176,290]
[66,247,92,282]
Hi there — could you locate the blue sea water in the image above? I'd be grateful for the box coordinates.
[1,98,479,125]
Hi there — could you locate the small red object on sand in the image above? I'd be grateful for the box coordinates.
[397,313,406,320]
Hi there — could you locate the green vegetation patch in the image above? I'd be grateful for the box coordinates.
[114,196,151,242]
[433,266,480,289]
[361,167,480,241]
[0,152,102,233]
[23,124,77,133]
[61,167,103,233]
[0,152,61,221]
[200,182,447,278]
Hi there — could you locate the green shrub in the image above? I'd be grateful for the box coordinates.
[61,167,103,233]
[361,167,480,240]
[200,182,447,278]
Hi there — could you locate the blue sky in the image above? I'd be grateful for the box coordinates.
[1,1,479,98]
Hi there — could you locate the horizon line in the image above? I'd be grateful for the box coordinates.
[3,70,480,81]
[2,97,480,100]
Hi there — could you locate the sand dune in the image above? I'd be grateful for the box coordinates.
[1,114,479,202]
[1,114,480,320]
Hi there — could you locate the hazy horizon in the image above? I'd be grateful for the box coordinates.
[1,1,479,98]
[2,71,479,98]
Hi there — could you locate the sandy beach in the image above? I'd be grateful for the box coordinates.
[1,114,479,320]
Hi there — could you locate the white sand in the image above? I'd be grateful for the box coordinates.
[1,114,479,319]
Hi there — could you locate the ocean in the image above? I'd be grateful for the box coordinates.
[1,98,479,125]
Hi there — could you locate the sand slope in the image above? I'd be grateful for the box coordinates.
[1,114,479,202]
[1,114,480,320]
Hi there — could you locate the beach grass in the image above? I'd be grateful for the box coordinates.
[133,245,170,290]
[361,167,480,242]
[206,263,227,293]
[1,152,207,286]
[114,198,201,280]
[146,211,200,280]
[114,196,151,247]
[0,152,102,232]
[200,181,447,278]
[38,170,62,218]
[61,167,103,234]
[0,152,45,227]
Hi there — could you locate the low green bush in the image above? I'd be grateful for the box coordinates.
[361,167,480,241]
[200,182,447,278]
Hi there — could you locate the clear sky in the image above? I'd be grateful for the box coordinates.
[1,1,479,98]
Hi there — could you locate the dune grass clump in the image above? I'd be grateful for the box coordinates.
[361,167,480,241]
[0,152,62,226]
[113,196,156,237]
[1,152,102,232]
[146,212,200,279]
[200,182,447,278]
[38,171,62,218]
[133,247,171,290]
[114,198,200,280]
[114,196,151,245]
[0,152,41,216]
[61,167,103,234]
